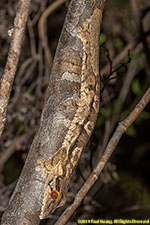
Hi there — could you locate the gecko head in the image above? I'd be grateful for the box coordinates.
[40,176,70,219]
[49,176,69,211]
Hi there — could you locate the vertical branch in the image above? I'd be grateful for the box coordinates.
[0,0,31,138]
[38,0,66,69]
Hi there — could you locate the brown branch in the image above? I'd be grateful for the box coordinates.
[0,0,31,138]
[38,0,66,69]
[118,43,142,103]
[130,0,140,27]
[55,87,150,225]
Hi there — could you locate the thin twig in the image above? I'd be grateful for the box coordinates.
[109,43,143,133]
[54,87,150,225]
[0,0,31,138]
[38,0,66,69]
[118,43,143,103]
[101,41,135,76]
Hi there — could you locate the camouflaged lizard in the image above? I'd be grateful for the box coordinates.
[35,0,105,219]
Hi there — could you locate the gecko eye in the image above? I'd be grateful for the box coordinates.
[50,190,60,200]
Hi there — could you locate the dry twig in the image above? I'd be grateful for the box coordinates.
[38,0,66,69]
[101,42,134,76]
[0,0,31,138]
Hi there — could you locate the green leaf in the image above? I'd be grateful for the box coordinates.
[15,120,26,135]
[115,0,129,8]
[131,79,142,96]
[96,113,105,127]
[101,107,111,118]
[129,50,134,60]
[124,50,134,62]
[121,108,132,121]
[126,124,136,136]
[113,38,123,51]
[113,99,122,112]
[100,33,106,45]
[135,110,150,125]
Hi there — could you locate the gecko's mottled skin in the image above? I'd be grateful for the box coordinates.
[35,1,104,219]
